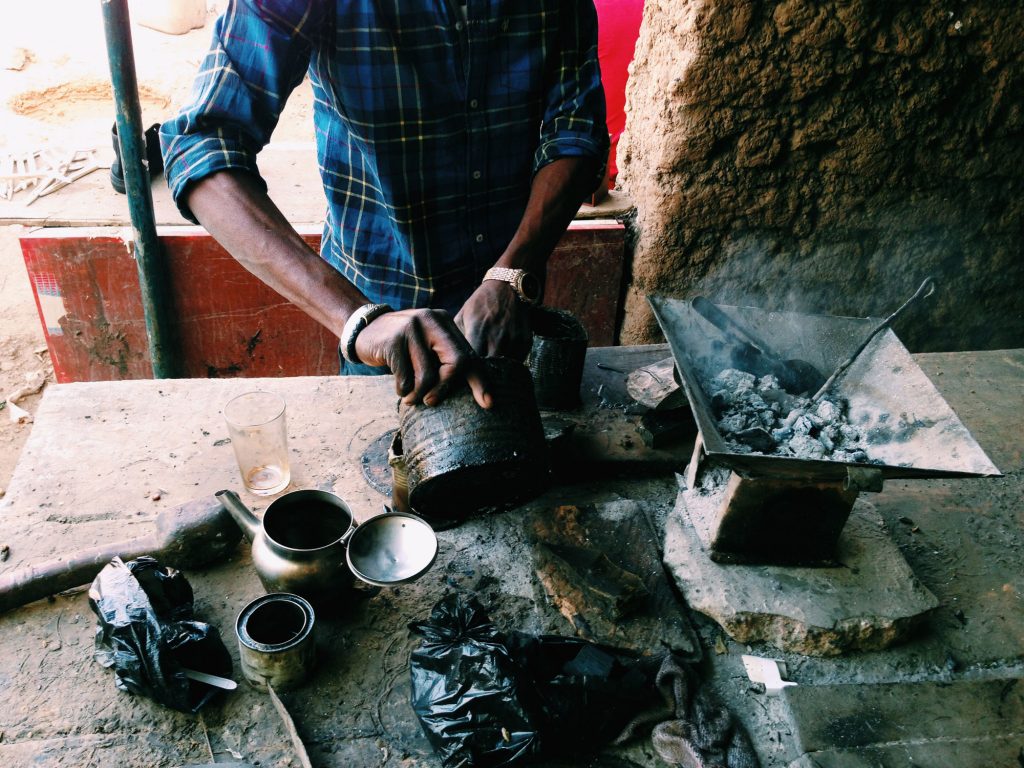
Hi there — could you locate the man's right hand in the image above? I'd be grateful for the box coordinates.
[355,308,493,410]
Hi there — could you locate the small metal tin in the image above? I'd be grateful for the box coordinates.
[236,593,316,692]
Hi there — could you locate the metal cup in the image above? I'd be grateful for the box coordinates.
[236,593,316,692]
[223,391,292,496]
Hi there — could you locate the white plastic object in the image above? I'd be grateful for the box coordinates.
[741,654,797,695]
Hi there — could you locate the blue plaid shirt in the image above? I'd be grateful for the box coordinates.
[161,0,608,315]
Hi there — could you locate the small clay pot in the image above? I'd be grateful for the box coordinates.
[398,357,549,523]
[526,306,588,410]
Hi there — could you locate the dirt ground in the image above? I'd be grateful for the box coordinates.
[0,1,317,493]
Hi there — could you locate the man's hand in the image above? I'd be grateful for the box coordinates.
[455,280,533,360]
[355,308,493,409]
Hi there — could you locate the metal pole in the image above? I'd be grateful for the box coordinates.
[100,0,178,378]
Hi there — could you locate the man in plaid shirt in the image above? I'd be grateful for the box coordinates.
[161,0,608,408]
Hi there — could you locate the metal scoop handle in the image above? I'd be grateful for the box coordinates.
[811,276,937,402]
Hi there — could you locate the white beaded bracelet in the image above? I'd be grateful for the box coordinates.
[340,303,393,365]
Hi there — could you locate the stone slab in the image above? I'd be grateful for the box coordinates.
[664,486,939,656]
[783,678,1024,767]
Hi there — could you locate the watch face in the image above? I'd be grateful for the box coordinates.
[519,272,541,304]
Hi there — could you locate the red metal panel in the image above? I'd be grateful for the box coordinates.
[21,233,154,382]
[20,222,624,382]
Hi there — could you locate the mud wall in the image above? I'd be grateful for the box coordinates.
[618,0,1024,352]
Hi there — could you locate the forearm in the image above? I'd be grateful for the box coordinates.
[183,169,367,339]
[495,156,600,274]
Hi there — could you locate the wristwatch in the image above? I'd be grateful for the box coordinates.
[483,267,542,305]
[341,303,393,365]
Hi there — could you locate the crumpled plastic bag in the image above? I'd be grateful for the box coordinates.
[88,556,232,713]
[408,593,666,767]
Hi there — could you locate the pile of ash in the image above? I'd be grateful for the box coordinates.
[708,368,877,463]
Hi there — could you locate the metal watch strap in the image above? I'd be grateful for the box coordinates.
[483,267,540,304]
[484,267,522,285]
[341,303,393,365]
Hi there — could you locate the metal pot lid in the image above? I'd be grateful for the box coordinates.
[346,509,438,587]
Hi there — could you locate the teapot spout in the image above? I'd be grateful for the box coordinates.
[216,489,261,542]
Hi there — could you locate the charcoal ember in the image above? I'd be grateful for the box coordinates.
[711,392,733,410]
[698,465,733,492]
[840,424,863,445]
[707,367,878,464]
[832,448,869,463]
[792,414,814,436]
[771,426,794,443]
[815,398,843,422]
[818,431,835,451]
[713,369,756,393]
[733,427,777,452]
[744,393,769,412]
[728,442,754,454]
[718,413,750,434]
[789,434,827,460]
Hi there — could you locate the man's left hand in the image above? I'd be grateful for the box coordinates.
[455,280,533,360]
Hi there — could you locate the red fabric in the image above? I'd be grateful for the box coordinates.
[594,0,645,184]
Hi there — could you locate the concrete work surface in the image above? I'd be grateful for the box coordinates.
[0,346,1021,767]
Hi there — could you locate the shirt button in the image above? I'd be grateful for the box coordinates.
[455,21,464,31]
[475,234,484,243]
[472,170,482,180]
[469,98,478,109]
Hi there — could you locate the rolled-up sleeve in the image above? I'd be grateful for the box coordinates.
[159,0,321,222]
[533,0,609,179]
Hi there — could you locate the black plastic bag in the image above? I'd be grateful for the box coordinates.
[409,594,541,766]
[408,594,665,767]
[502,632,664,760]
[88,556,232,713]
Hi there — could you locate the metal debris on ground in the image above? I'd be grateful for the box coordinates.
[0,148,99,205]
